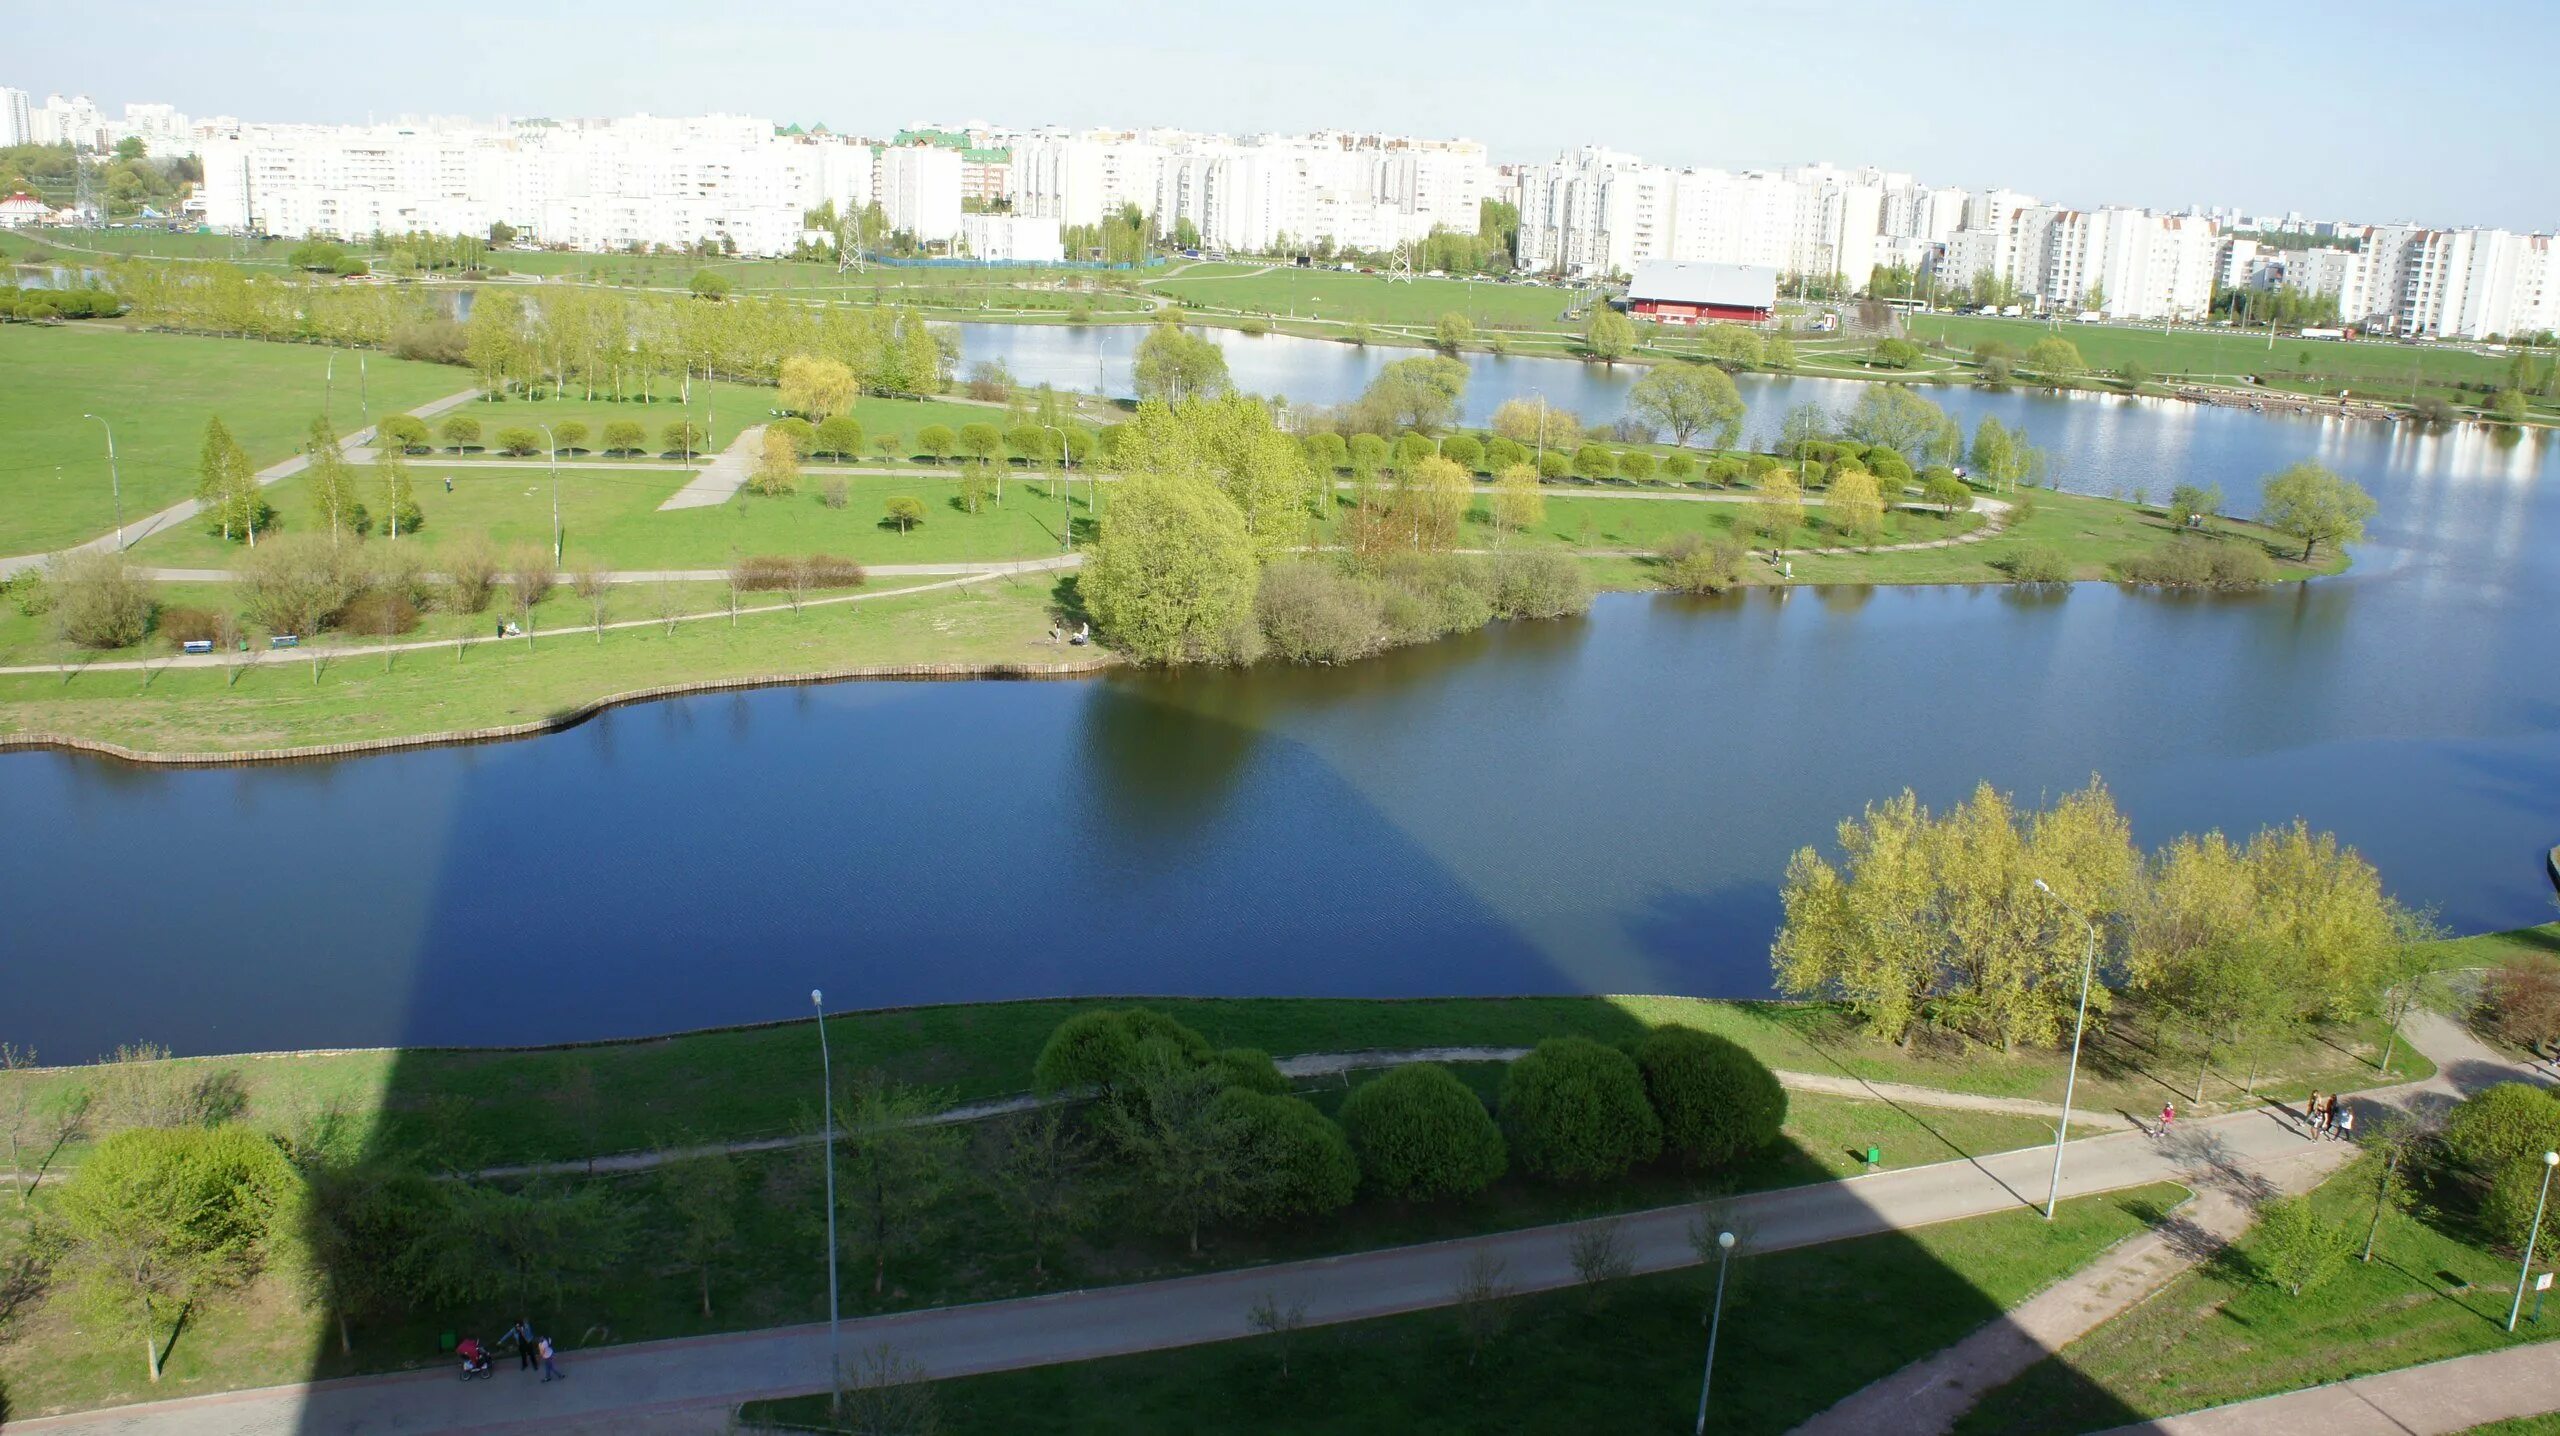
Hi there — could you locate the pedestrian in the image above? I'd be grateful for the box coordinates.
[538,1334,563,1382]
[2305,1090,2326,1138]
[2335,1104,2356,1143]
[2322,1094,2343,1140]
[507,1316,537,1371]
[444,475,454,493]
[2158,1100,2176,1134]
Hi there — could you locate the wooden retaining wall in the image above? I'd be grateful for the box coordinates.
[0,657,1116,768]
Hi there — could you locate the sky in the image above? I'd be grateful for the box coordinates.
[16,0,2558,230]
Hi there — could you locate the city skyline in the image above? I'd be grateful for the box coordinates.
[11,0,2558,232]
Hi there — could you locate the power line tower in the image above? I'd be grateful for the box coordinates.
[73,154,99,228]
[1386,239,1415,284]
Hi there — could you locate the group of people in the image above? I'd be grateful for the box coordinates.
[2303,1090,2356,1141]
[457,1318,565,1382]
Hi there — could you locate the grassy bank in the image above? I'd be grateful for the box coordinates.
[743,1182,2187,1435]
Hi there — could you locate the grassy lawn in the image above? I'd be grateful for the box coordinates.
[1908,313,2515,396]
[1144,266,1593,330]
[0,324,469,552]
[1959,1152,2560,1432]
[1782,487,2336,586]
[742,1182,2189,1436]
[0,572,1072,753]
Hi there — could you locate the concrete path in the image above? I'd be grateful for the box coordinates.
[656,425,766,510]
[0,389,483,579]
[14,1012,2505,1435]
[2096,1343,2560,1434]
[126,560,1075,585]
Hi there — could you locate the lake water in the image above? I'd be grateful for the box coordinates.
[6,332,2557,1058]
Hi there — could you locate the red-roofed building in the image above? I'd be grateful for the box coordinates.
[0,191,49,229]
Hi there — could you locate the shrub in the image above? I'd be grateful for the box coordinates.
[1256,560,1385,664]
[1374,552,1493,641]
[337,590,421,637]
[1573,444,1617,480]
[494,426,541,457]
[1499,1037,1661,1183]
[438,416,482,450]
[2251,1196,2356,1295]
[378,416,430,453]
[1337,1064,1507,1201]
[503,543,555,612]
[802,554,866,589]
[1218,1090,1357,1224]
[444,536,501,613]
[1485,437,1528,470]
[1620,450,1658,482]
[158,605,224,647]
[553,420,590,453]
[1662,452,1698,481]
[1300,432,1349,473]
[1657,532,1746,594]
[1635,1027,1786,1169]
[2483,1158,2560,1250]
[883,496,926,532]
[2120,539,2276,591]
[1536,450,1571,480]
[1033,1007,1216,1098]
[771,417,817,459]
[600,420,647,456]
[389,318,468,365]
[1210,1048,1289,1097]
[1997,544,2072,583]
[1489,549,1590,620]
[2445,1084,2560,1172]
[1392,434,1436,470]
[50,550,154,649]
[1439,434,1485,473]
[821,478,850,510]
[239,535,363,636]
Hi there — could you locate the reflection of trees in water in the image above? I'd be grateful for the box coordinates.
[1075,676,1267,829]
[1814,584,1876,615]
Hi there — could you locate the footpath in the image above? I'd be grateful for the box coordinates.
[6,1014,2493,1436]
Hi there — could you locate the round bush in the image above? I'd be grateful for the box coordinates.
[1338,1063,1506,1201]
[1032,1006,1214,1097]
[1217,1089,1356,1223]
[1500,1037,1661,1183]
[2445,1083,2560,1172]
[1210,1046,1289,1096]
[1636,1027,1786,1169]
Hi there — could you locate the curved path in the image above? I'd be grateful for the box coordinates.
[6,1013,2500,1435]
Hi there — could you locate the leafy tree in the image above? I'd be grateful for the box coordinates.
[780,353,857,422]
[550,420,589,453]
[1110,396,1314,559]
[2167,482,2224,526]
[1337,1063,1506,1201]
[662,419,705,461]
[418,1180,628,1314]
[2259,461,2376,560]
[196,417,259,544]
[1828,468,1886,546]
[1635,1028,1786,1168]
[495,426,543,458]
[2024,336,2086,380]
[1353,356,1470,435]
[378,415,429,454]
[1627,363,1747,449]
[240,534,362,636]
[1922,472,1973,515]
[375,445,423,539]
[1133,322,1232,402]
[301,1162,443,1355]
[1573,444,1616,481]
[770,417,818,459]
[1490,398,1580,454]
[992,1108,1093,1280]
[1032,1007,1213,1101]
[307,418,367,542]
[1583,308,1637,365]
[1620,450,1658,482]
[52,1125,302,1382]
[1096,1054,1250,1254]
[1657,532,1746,593]
[1438,433,1485,473]
[2251,1196,2356,1296]
[815,415,865,460]
[833,1076,962,1295]
[1499,1037,1661,1184]
[883,495,925,533]
[1301,431,1350,474]
[1874,337,1923,369]
[1752,468,1804,552]
[689,269,733,301]
[916,424,956,465]
[2445,1084,2560,1173]
[601,420,647,456]
[1842,385,1948,461]
[1216,1089,1357,1224]
[1491,464,1545,541]
[750,428,800,497]
[1434,312,1475,352]
[2492,388,2532,425]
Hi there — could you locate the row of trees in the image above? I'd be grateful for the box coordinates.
[1773,778,2431,1071]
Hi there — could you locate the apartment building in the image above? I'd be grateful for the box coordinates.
[876,144,963,242]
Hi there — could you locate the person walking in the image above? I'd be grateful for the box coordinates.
[538,1334,563,1383]
[506,1316,537,1372]
[2323,1094,2344,1139]
[2304,1090,2325,1139]
[2335,1104,2356,1143]
[2158,1100,2176,1134]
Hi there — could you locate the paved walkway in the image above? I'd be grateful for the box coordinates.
[126,560,1073,585]
[2098,1342,2560,1434]
[657,425,766,510]
[12,1014,2502,1435]
[0,389,484,579]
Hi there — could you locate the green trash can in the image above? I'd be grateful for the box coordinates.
[1866,1145,1882,1171]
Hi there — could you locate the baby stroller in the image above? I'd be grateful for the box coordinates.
[458,1337,494,1380]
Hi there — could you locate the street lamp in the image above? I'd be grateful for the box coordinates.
[81,413,123,550]
[1039,423,1073,552]
[813,988,843,1406]
[1694,1229,1736,1435]
[536,423,562,564]
[2033,877,2099,1221]
[2510,1150,2559,1332]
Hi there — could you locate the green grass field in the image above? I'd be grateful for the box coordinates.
[1909,313,2517,396]
[1144,264,1593,330]
[1960,1150,2560,1431]
[744,1183,2187,1436]
[1782,487,2335,586]
[0,324,470,552]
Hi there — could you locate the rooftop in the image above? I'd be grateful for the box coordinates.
[1626,260,1779,309]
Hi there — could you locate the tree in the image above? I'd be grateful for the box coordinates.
[957,421,1004,473]
[1842,385,1948,461]
[1452,1250,1517,1365]
[1216,1089,1357,1225]
[1434,312,1475,352]
[1636,1028,1786,1168]
[916,424,956,465]
[1584,308,1637,364]
[992,1109,1092,1280]
[572,563,612,640]
[780,354,857,422]
[1336,1063,1506,1201]
[2444,1084,2560,1173]
[378,415,429,454]
[1110,396,1314,557]
[2492,388,2533,425]
[833,1076,961,1296]
[688,269,732,301]
[417,1180,627,1314]
[1874,337,1923,369]
[195,417,258,544]
[662,419,705,462]
[1439,434,1485,473]
[301,1162,442,1356]
[1491,463,1545,541]
[1922,472,1973,516]
[1499,1037,1661,1183]
[883,496,925,533]
[1133,322,1231,402]
[495,426,543,458]
[1084,473,1261,664]
[1627,363,1747,449]
[816,415,865,461]
[1751,468,1804,552]
[1573,443,1616,481]
[1352,356,1470,435]
[464,291,527,395]
[50,549,154,649]
[307,418,366,543]
[376,446,422,539]
[553,420,590,454]
[2167,482,2223,527]
[748,428,800,497]
[601,420,648,457]
[1096,1053,1250,1254]
[52,1125,301,1382]
[2024,336,2086,380]
[1828,468,1886,546]
[440,415,483,452]
[1490,398,1579,453]
[2259,461,2376,560]
[833,1342,941,1436]
[1657,532,1745,592]
[2251,1196,2355,1297]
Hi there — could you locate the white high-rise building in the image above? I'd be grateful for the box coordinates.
[2393,228,2560,339]
[32,93,106,149]
[876,144,962,242]
[0,89,31,148]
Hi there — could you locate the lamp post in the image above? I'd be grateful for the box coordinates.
[2033,877,2099,1221]
[2510,1150,2559,1332]
[81,414,124,550]
[1039,423,1073,552]
[813,988,843,1406]
[537,424,561,563]
[1694,1229,1736,1435]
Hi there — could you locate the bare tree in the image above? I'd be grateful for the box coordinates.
[651,581,684,636]
[1567,1218,1634,1311]
[503,544,554,648]
[1247,1291,1310,1379]
[833,1341,941,1435]
[1,1044,36,1206]
[1452,1249,1516,1366]
[992,1109,1092,1282]
[571,563,613,643]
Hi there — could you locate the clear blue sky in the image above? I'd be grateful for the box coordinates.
[18,0,2557,229]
